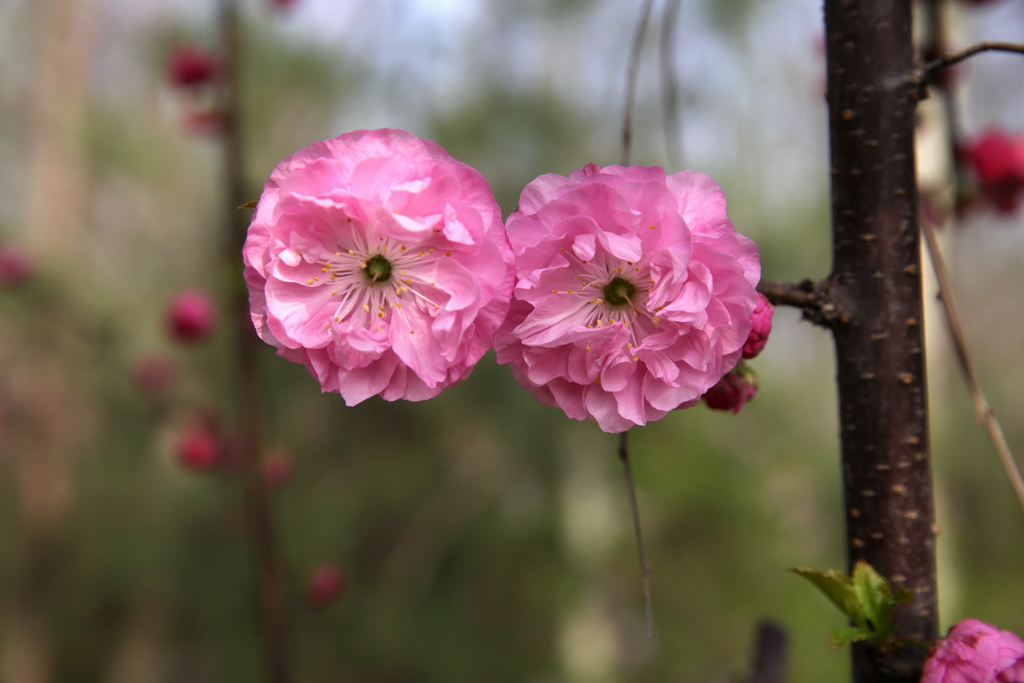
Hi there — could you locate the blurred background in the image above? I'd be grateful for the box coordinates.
[1,0,1023,681]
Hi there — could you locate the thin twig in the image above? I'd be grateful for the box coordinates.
[621,0,655,166]
[617,430,654,639]
[919,218,1024,515]
[218,1,292,681]
[658,0,683,170]
[925,41,1024,79]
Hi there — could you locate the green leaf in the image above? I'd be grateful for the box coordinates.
[789,567,866,627]
[791,562,915,650]
[829,626,873,650]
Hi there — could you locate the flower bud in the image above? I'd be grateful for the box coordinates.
[0,244,33,287]
[177,425,221,471]
[261,451,294,487]
[304,563,346,608]
[132,354,176,398]
[742,292,774,359]
[166,45,221,89]
[166,289,218,343]
[703,363,758,414]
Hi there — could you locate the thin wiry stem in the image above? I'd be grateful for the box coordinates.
[919,219,1024,515]
[659,0,683,170]
[617,430,654,639]
[218,1,292,681]
[924,41,1024,80]
[621,0,655,166]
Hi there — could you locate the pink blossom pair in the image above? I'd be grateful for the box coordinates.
[243,129,766,432]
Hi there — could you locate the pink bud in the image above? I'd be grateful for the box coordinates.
[703,364,758,414]
[132,354,176,398]
[0,244,33,287]
[960,129,1024,214]
[166,289,218,343]
[742,292,774,359]
[166,45,221,89]
[962,130,1019,186]
[181,103,226,136]
[177,426,221,471]
[261,451,294,487]
[305,563,346,608]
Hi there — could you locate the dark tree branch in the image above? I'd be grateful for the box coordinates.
[618,430,654,639]
[824,1,937,680]
[218,2,291,682]
[750,620,788,683]
[924,41,1024,81]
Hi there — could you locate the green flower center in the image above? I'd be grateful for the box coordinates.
[603,276,636,307]
[364,254,393,285]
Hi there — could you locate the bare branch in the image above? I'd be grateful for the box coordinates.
[659,0,683,170]
[621,0,655,166]
[919,218,1024,515]
[925,41,1024,80]
[618,430,654,639]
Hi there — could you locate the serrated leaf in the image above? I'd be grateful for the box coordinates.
[852,560,890,629]
[789,567,866,626]
[829,625,873,650]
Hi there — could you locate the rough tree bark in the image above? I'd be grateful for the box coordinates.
[824,1,938,680]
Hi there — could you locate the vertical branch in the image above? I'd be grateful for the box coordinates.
[659,0,684,170]
[824,1,938,681]
[217,2,291,682]
[617,431,654,638]
[621,0,655,166]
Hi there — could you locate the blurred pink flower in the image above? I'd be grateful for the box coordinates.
[960,129,1024,215]
[742,292,774,359]
[269,0,299,9]
[244,129,514,403]
[166,45,221,89]
[495,164,760,433]
[0,244,33,286]
[177,425,221,471]
[922,619,1024,683]
[132,354,176,398]
[304,563,346,608]
[166,289,218,343]
[261,451,294,487]
[702,363,758,414]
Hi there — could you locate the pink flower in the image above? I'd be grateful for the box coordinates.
[304,563,346,608]
[495,164,760,433]
[177,425,222,471]
[166,288,218,343]
[261,451,294,487]
[702,363,758,414]
[244,129,514,404]
[960,130,1024,215]
[132,354,176,398]
[0,244,33,286]
[742,292,774,359]
[166,45,221,89]
[922,619,1024,683]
